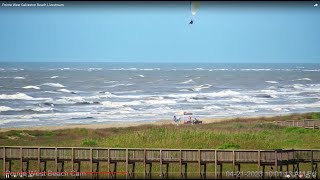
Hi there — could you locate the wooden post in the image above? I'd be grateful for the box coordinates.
[280,151,283,179]
[258,151,261,171]
[144,149,146,179]
[107,149,110,179]
[214,150,217,179]
[90,148,93,179]
[20,147,23,175]
[148,163,152,179]
[159,149,162,179]
[180,150,182,179]
[220,164,223,179]
[114,162,117,179]
[126,149,128,179]
[186,163,188,179]
[38,148,41,179]
[232,151,235,174]
[311,150,313,178]
[71,148,74,176]
[198,150,201,178]
[132,163,136,179]
[55,148,58,179]
[275,151,278,172]
[203,163,207,179]
[96,162,100,179]
[165,163,168,179]
[3,147,5,179]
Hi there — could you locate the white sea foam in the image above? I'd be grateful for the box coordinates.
[203,105,222,110]
[57,89,72,93]
[181,79,194,84]
[265,81,279,84]
[42,83,65,88]
[51,96,87,105]
[50,76,59,79]
[113,90,142,94]
[292,84,305,89]
[260,89,278,94]
[96,91,116,97]
[179,89,191,92]
[138,74,145,77]
[22,86,40,90]
[190,84,212,92]
[88,68,103,71]
[143,99,176,105]
[14,77,25,80]
[0,106,13,112]
[303,69,320,72]
[109,68,138,71]
[45,91,60,94]
[0,93,51,101]
[104,81,118,84]
[0,93,33,100]
[107,83,133,88]
[102,101,141,108]
[31,107,54,112]
[206,90,241,98]
[241,69,271,71]
[293,78,312,81]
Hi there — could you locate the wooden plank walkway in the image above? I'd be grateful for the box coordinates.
[275,119,320,129]
[1,146,319,179]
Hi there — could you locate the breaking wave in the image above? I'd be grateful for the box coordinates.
[22,86,40,90]
[42,83,65,88]
[181,79,195,84]
[265,81,279,84]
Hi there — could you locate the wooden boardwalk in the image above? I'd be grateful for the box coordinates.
[1,146,319,179]
[275,119,320,129]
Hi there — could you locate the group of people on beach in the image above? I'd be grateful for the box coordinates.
[173,112,202,125]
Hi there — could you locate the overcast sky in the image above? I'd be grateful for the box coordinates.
[0,1,319,63]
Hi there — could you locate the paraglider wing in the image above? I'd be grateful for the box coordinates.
[191,1,199,16]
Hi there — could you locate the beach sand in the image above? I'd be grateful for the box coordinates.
[0,115,279,132]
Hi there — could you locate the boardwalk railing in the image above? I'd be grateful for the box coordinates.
[275,119,320,129]
[1,146,319,179]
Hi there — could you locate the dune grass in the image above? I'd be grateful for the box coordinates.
[0,112,320,150]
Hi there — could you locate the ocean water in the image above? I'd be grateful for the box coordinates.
[0,62,320,128]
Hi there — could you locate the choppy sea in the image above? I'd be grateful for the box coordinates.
[0,62,319,128]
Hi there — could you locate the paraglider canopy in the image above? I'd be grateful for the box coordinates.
[189,1,199,25]
[191,1,199,16]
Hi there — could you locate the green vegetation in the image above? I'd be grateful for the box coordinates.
[217,142,240,149]
[82,139,98,146]
[0,112,320,150]
[310,112,320,119]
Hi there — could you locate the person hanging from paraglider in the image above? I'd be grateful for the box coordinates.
[189,1,199,25]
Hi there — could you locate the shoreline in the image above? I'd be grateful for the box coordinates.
[0,114,283,132]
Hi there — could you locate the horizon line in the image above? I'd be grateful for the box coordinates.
[0,61,319,64]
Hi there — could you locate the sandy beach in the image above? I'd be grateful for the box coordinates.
[0,115,279,132]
